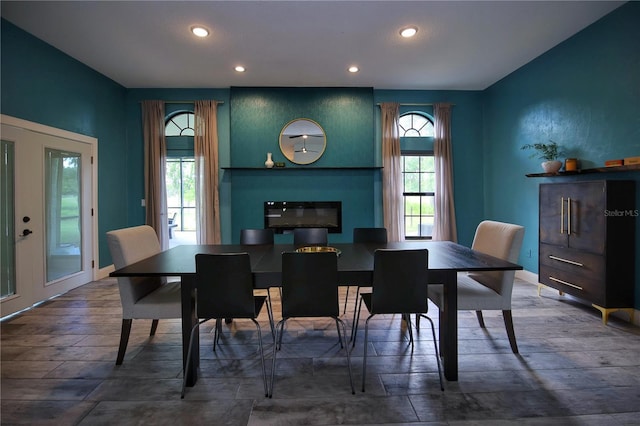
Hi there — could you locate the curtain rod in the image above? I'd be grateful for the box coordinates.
[139,100,224,104]
[376,102,454,106]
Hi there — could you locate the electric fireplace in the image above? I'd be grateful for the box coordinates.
[264,201,342,234]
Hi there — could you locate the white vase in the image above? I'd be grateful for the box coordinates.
[265,152,274,168]
[541,160,562,174]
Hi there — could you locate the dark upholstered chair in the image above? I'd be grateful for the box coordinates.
[353,249,443,392]
[181,253,273,398]
[270,251,355,397]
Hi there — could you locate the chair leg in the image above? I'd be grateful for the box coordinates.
[349,286,362,340]
[251,319,269,397]
[351,296,365,347]
[270,319,287,398]
[419,314,444,391]
[343,286,350,315]
[362,314,374,392]
[334,318,344,348]
[265,290,276,341]
[213,318,222,351]
[503,310,519,354]
[476,310,486,328]
[335,317,355,395]
[150,319,159,336]
[404,313,414,347]
[116,319,132,365]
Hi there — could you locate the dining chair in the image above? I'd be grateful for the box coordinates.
[240,228,274,245]
[352,249,443,392]
[239,228,275,330]
[181,253,273,398]
[347,227,388,317]
[293,227,328,247]
[427,220,525,353]
[106,225,182,365]
[270,251,355,397]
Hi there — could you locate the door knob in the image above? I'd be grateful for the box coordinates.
[23,216,31,223]
[20,229,33,237]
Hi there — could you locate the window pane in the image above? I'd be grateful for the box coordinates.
[398,113,434,137]
[181,161,196,207]
[45,149,82,282]
[182,208,196,231]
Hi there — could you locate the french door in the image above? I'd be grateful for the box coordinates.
[1,116,96,317]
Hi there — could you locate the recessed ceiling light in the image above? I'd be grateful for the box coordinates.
[348,66,359,73]
[400,26,418,38]
[191,26,209,37]
[235,66,246,72]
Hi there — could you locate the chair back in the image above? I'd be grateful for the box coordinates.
[240,228,274,245]
[371,249,429,314]
[106,225,164,317]
[195,253,257,319]
[293,227,328,247]
[467,220,525,298]
[353,227,388,243]
[281,251,338,318]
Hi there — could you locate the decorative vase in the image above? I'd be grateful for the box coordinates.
[541,160,562,174]
[265,152,274,168]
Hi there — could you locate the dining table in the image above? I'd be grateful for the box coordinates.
[110,240,522,387]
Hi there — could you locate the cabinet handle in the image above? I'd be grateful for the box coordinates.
[567,197,572,235]
[549,276,582,290]
[548,255,584,267]
[560,197,565,234]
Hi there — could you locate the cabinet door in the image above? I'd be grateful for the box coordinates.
[566,181,605,254]
[539,183,569,247]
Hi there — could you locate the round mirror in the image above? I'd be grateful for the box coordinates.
[279,118,326,165]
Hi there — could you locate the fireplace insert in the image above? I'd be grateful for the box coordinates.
[264,201,342,234]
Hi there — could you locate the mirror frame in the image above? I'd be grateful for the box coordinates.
[279,118,326,165]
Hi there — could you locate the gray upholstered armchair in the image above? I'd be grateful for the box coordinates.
[428,220,525,353]
[106,225,181,364]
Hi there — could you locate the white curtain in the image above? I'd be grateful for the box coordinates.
[194,100,221,244]
[433,103,457,242]
[380,102,404,242]
[141,100,169,249]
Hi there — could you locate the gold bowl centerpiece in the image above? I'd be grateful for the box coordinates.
[295,246,341,256]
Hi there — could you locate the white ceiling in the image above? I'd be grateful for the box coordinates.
[0,1,624,90]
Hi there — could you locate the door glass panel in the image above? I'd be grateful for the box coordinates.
[1,140,16,299]
[45,149,82,282]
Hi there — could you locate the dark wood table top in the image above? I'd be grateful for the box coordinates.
[110,241,522,286]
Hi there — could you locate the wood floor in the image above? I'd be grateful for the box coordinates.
[1,277,639,425]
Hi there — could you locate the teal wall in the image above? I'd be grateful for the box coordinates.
[483,2,640,307]
[0,19,127,267]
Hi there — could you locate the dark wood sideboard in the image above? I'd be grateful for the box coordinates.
[538,180,636,324]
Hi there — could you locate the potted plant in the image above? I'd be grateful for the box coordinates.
[521,140,563,173]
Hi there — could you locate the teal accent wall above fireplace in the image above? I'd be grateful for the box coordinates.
[230,87,375,168]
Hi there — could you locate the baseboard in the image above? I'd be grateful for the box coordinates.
[519,269,639,327]
[516,269,538,284]
[97,265,115,280]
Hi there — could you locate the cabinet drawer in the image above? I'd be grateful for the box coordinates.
[539,244,604,280]
[539,264,605,305]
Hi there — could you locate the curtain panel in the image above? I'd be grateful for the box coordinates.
[380,102,404,242]
[141,100,169,249]
[194,100,222,244]
[433,103,457,242]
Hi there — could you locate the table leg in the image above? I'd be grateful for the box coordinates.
[440,271,458,381]
[181,275,199,387]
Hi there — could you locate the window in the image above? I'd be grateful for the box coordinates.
[165,112,194,136]
[165,157,195,230]
[165,113,196,243]
[399,112,434,137]
[400,112,435,239]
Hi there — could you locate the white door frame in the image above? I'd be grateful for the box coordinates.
[1,114,98,315]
